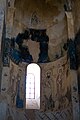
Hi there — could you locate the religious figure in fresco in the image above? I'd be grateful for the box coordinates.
[31,11,40,26]
[38,31,49,63]
[30,29,40,42]
[44,94,55,111]
[9,48,21,64]
[2,38,10,66]
[19,45,33,63]
[43,69,55,111]
[9,29,33,64]
[10,38,15,48]
[15,29,30,49]
[64,0,72,11]
[68,39,77,70]
[74,29,80,67]
[16,80,23,108]
[56,68,63,96]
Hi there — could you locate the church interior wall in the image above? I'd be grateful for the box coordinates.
[0,0,79,120]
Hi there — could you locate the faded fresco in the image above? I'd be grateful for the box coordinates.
[13,0,68,63]
[5,54,71,112]
[0,0,74,119]
[0,55,72,120]
[6,62,26,107]
[40,55,71,111]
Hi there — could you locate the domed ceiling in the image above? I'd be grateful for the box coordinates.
[11,0,68,64]
[14,0,65,29]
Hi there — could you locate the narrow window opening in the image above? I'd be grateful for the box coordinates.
[26,63,40,109]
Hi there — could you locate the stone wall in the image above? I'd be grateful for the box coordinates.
[0,54,73,120]
[0,0,77,120]
[12,0,68,62]
[73,0,80,33]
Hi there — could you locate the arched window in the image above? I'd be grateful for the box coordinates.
[26,63,40,109]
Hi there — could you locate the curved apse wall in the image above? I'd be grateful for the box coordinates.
[0,1,73,120]
[12,0,68,63]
